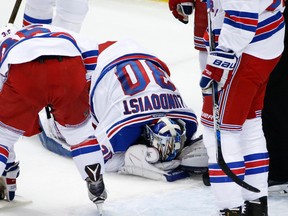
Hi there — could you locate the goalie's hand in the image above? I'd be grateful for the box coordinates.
[200,50,237,94]
[168,0,194,24]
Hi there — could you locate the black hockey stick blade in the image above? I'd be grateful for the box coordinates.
[212,82,260,193]
[8,0,22,24]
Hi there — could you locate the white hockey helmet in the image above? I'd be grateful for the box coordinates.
[0,23,17,43]
[145,117,186,161]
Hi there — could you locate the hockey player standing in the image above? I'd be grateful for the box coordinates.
[0,24,106,211]
[23,0,89,33]
[198,1,285,216]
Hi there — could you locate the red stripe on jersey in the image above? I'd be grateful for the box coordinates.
[0,145,9,158]
[84,56,97,64]
[255,15,284,35]
[23,20,31,27]
[228,15,258,27]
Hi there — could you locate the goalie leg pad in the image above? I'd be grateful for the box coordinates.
[119,145,187,182]
[178,135,209,174]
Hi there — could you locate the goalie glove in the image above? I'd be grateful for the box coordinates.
[178,135,208,174]
[200,50,237,94]
[119,145,189,182]
[168,0,194,24]
[0,161,20,201]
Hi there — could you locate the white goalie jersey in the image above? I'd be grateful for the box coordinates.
[89,39,198,156]
[38,39,208,181]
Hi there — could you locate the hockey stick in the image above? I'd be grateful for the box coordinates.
[206,0,260,193]
[8,0,22,24]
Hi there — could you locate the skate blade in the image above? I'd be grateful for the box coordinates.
[96,203,103,216]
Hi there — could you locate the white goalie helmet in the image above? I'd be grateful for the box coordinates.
[0,23,17,43]
[145,117,187,162]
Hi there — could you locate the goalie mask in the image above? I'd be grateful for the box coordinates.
[145,117,186,162]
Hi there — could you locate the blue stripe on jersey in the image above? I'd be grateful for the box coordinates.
[82,50,98,71]
[82,50,98,59]
[0,154,8,164]
[251,11,284,43]
[85,64,97,71]
[224,10,258,32]
[23,14,52,25]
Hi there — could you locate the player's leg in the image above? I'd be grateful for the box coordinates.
[0,63,42,201]
[53,0,89,32]
[49,56,106,205]
[241,118,268,215]
[23,0,55,26]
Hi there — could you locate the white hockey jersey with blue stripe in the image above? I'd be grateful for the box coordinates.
[89,39,198,154]
[207,0,285,58]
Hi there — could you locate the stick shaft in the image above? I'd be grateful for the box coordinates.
[8,0,22,24]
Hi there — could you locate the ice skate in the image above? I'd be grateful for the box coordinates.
[218,207,242,216]
[85,163,107,215]
[242,196,267,216]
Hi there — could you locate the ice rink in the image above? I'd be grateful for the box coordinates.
[0,0,287,215]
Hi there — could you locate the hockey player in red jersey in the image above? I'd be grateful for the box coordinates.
[0,24,106,212]
[23,0,89,33]
[199,1,284,215]
[171,0,285,215]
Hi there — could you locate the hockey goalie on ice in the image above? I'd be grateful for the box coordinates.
[37,39,209,183]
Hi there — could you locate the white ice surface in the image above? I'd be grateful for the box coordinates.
[0,0,287,215]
